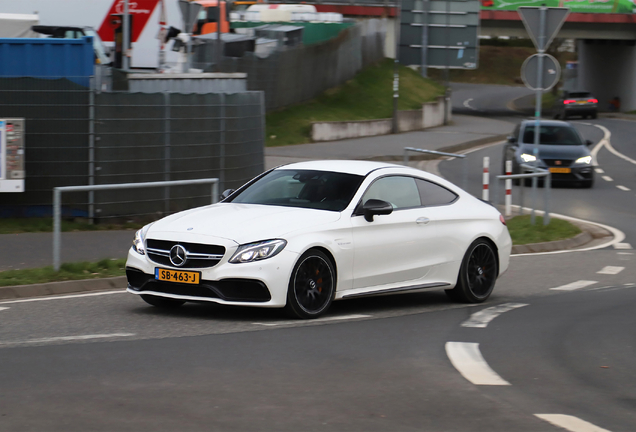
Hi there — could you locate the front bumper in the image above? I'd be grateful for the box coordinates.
[125,246,297,308]
[521,165,594,183]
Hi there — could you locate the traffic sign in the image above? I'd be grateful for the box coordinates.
[178,0,202,34]
[521,54,561,90]
[518,7,570,52]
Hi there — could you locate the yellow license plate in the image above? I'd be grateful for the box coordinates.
[155,268,200,284]
[549,167,571,173]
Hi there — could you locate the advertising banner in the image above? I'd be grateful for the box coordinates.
[480,0,636,14]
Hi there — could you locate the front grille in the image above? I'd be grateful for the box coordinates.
[126,268,271,302]
[543,159,573,167]
[146,239,225,269]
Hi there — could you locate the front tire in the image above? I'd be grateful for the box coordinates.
[285,249,335,319]
[445,239,498,303]
[140,294,185,309]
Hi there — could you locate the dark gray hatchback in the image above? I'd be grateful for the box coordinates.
[503,120,595,188]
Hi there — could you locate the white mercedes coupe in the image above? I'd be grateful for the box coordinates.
[126,160,511,319]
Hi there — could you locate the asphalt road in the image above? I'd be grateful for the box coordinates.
[1,84,634,431]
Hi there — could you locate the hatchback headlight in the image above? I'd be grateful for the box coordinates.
[575,156,592,164]
[229,239,287,264]
[520,153,537,163]
[132,224,152,255]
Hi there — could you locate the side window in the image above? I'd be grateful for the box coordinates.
[416,179,457,207]
[361,176,421,209]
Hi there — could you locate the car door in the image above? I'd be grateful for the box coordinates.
[350,175,455,290]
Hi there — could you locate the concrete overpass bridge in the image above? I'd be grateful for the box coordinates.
[276,0,636,110]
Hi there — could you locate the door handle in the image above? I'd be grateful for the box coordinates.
[416,217,430,225]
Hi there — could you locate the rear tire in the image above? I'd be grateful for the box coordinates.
[591,112,597,119]
[445,239,498,303]
[141,294,185,309]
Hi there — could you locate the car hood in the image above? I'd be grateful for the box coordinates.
[147,203,342,244]
[520,144,590,160]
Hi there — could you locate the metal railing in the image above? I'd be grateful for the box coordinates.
[494,164,551,226]
[53,178,219,271]
[404,147,468,190]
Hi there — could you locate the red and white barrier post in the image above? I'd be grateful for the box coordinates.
[482,157,489,201]
[505,160,512,216]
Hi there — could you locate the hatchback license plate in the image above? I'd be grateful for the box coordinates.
[549,167,571,173]
[155,268,200,284]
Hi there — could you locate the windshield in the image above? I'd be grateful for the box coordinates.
[568,92,591,98]
[522,125,583,146]
[229,169,364,212]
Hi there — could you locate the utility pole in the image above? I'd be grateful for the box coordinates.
[123,0,130,71]
[392,0,401,134]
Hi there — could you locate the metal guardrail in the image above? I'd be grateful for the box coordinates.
[53,178,220,271]
[404,147,468,190]
[494,163,551,226]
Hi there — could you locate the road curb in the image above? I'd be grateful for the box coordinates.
[0,276,127,301]
[510,219,613,255]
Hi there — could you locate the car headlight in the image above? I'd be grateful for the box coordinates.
[132,224,152,255]
[575,156,592,164]
[520,153,537,163]
[229,239,287,264]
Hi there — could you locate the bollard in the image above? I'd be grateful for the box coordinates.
[482,157,490,201]
[505,160,512,216]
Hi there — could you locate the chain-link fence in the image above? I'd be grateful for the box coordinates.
[0,76,265,222]
[194,19,386,111]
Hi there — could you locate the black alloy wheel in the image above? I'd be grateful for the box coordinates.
[286,249,335,319]
[140,294,186,309]
[446,239,498,303]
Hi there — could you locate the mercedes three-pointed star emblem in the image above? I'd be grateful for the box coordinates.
[169,245,187,267]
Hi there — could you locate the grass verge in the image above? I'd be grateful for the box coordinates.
[507,215,581,245]
[0,216,583,287]
[0,259,127,287]
[266,58,445,147]
[0,218,143,235]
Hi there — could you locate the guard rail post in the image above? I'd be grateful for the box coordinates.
[53,178,219,272]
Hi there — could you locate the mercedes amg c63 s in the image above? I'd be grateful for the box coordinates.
[126,160,511,319]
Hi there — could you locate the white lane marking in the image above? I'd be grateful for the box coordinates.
[445,342,510,386]
[0,307,9,312]
[613,243,632,250]
[0,290,125,305]
[595,168,605,174]
[590,122,636,166]
[626,283,636,287]
[602,176,613,182]
[551,280,597,291]
[0,333,136,346]
[596,266,624,275]
[509,206,626,256]
[463,98,478,110]
[616,185,631,191]
[253,314,371,326]
[461,303,528,328]
[535,414,611,432]
[617,252,633,255]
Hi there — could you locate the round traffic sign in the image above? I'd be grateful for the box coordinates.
[521,54,561,91]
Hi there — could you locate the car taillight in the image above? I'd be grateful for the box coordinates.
[500,214,506,226]
[588,98,598,103]
[563,99,576,104]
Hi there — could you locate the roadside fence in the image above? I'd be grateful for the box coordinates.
[53,178,220,271]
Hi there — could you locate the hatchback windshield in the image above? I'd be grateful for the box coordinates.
[522,125,583,146]
[229,169,365,211]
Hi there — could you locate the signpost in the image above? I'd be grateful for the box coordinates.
[518,6,569,224]
[178,0,203,72]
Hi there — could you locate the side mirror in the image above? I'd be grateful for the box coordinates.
[507,135,516,144]
[585,139,593,147]
[362,199,393,222]
[220,188,235,200]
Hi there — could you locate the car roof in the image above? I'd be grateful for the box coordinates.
[520,119,573,127]
[275,160,409,176]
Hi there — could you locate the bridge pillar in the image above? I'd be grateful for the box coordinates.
[578,39,636,112]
